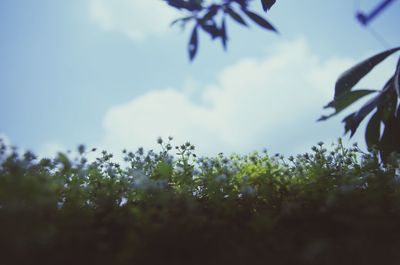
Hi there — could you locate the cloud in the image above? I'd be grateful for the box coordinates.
[100,38,397,157]
[89,0,180,41]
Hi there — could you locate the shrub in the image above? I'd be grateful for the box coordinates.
[0,138,399,265]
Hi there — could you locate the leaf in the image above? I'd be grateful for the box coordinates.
[170,16,193,27]
[56,152,71,171]
[343,95,379,137]
[342,76,395,137]
[379,110,400,161]
[365,111,381,149]
[154,161,173,180]
[221,17,227,50]
[164,0,203,11]
[188,26,198,61]
[376,76,397,124]
[202,5,218,21]
[318,89,377,121]
[242,10,278,33]
[334,47,400,99]
[395,102,400,118]
[395,56,400,98]
[199,19,220,39]
[261,0,276,11]
[226,7,247,26]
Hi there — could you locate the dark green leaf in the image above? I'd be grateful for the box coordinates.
[261,0,276,11]
[188,26,198,61]
[365,111,381,149]
[226,8,247,26]
[334,47,400,99]
[319,89,377,121]
[243,10,278,33]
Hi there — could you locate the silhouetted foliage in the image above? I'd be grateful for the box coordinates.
[1,138,400,265]
[166,0,277,60]
[320,48,400,161]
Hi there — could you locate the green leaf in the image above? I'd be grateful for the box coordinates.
[319,89,377,121]
[365,111,381,149]
[56,152,71,171]
[334,47,400,99]
[242,10,278,33]
[154,161,173,180]
[226,8,247,27]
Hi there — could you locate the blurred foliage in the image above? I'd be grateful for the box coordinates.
[1,138,400,265]
[165,0,277,60]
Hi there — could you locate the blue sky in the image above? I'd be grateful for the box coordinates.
[0,0,399,158]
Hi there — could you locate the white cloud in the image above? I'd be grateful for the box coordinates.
[89,0,180,41]
[100,38,397,157]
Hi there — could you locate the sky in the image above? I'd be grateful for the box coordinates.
[0,0,399,158]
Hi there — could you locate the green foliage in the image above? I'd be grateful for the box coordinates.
[1,138,400,265]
